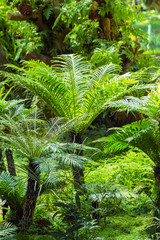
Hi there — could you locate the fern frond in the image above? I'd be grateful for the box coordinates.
[109,86,160,121]
[0,109,60,159]
[0,222,17,238]
[0,171,25,207]
[97,119,160,164]
[1,54,154,136]
[91,64,121,83]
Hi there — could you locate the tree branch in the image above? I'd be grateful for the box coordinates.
[7,10,49,31]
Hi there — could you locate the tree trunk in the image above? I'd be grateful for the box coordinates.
[0,148,8,220]
[101,17,111,40]
[4,149,23,224]
[71,134,85,186]
[153,165,160,216]
[0,149,5,173]
[5,149,17,176]
[72,165,85,186]
[21,161,40,232]
[15,206,23,225]
[0,46,8,67]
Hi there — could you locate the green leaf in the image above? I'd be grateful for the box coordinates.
[43,5,53,20]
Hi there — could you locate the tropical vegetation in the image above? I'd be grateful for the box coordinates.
[0,0,160,239]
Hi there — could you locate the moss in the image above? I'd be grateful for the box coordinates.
[97,215,151,240]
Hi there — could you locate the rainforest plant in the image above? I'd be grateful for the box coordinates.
[0,110,57,231]
[0,222,17,240]
[54,0,144,52]
[0,171,25,225]
[1,54,153,185]
[97,85,160,212]
[0,105,94,232]
[5,0,146,61]
[0,0,43,62]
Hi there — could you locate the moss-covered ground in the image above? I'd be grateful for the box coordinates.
[97,215,151,240]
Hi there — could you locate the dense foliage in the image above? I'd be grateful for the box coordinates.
[0,0,160,239]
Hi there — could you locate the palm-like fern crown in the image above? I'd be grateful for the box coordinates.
[98,85,160,164]
[2,54,154,135]
[99,119,160,164]
[0,109,59,159]
[0,109,96,204]
[0,108,94,172]
[109,85,160,121]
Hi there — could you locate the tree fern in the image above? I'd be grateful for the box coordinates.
[109,86,160,122]
[98,119,160,164]
[1,54,154,135]
[0,107,96,229]
[96,84,160,211]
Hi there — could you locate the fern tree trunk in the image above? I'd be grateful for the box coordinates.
[21,161,40,232]
[0,148,5,173]
[4,149,23,225]
[5,149,16,176]
[71,134,85,187]
[14,205,23,226]
[0,148,22,223]
[0,148,8,220]
[154,165,160,213]
[89,0,113,40]
[5,149,21,223]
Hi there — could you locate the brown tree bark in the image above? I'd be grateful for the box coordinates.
[7,0,61,31]
[7,10,49,31]
[0,45,10,82]
[0,148,8,220]
[154,165,160,213]
[0,46,8,67]
[21,161,40,232]
[0,149,5,173]
[7,2,68,55]
[101,17,111,40]
[5,149,17,176]
[89,0,114,40]
[22,51,52,66]
[4,149,23,224]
